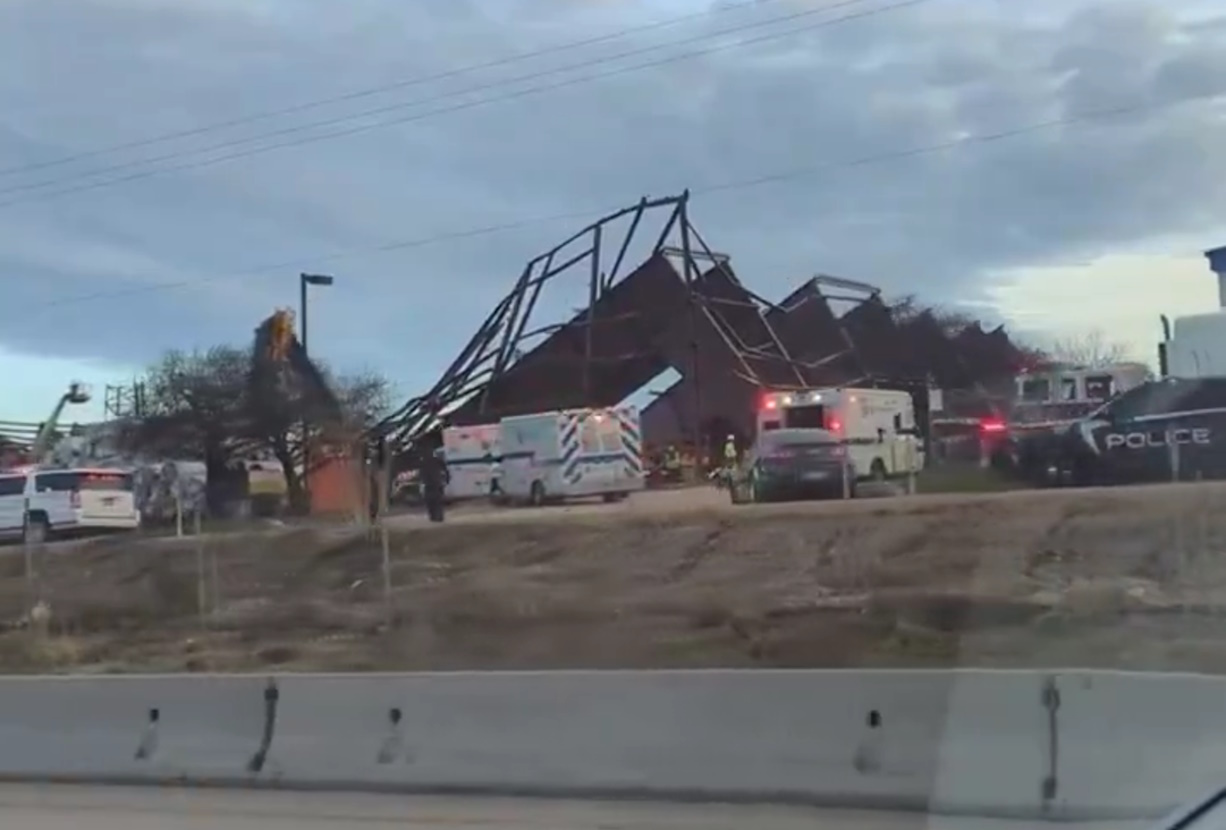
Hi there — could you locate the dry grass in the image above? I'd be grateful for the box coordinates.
[2,482,1226,674]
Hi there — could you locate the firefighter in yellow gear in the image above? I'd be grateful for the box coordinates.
[721,434,739,489]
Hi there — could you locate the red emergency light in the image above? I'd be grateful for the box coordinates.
[979,418,1007,434]
[763,398,778,410]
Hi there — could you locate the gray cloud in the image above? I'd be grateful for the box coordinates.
[0,0,1224,394]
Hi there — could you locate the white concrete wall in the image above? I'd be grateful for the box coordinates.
[0,669,1214,821]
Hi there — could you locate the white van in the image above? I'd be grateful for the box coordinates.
[498,407,645,505]
[0,467,141,543]
[441,423,501,500]
[758,387,922,481]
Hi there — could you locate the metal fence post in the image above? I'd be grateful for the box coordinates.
[194,507,207,626]
[841,442,851,499]
[906,439,918,495]
[22,533,36,613]
[379,449,393,629]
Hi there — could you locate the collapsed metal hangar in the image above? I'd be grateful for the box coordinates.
[377,192,1024,451]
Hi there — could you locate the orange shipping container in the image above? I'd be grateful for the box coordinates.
[308,454,365,516]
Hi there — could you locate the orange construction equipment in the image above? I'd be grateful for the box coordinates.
[268,309,295,361]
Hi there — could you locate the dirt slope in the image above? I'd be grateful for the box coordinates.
[2,483,1226,674]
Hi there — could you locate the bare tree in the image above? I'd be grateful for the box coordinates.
[887,294,979,337]
[118,348,253,510]
[331,369,391,432]
[124,346,250,461]
[1048,330,1131,368]
[243,354,390,508]
[125,346,391,510]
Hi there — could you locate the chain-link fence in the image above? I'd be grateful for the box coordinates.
[5,479,1226,675]
[1,511,410,672]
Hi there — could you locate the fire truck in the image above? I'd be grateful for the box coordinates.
[981,362,1152,480]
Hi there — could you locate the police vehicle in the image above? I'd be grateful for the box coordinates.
[1038,376,1226,486]
[992,361,1152,482]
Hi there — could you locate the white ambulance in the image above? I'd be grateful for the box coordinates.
[441,423,502,501]
[498,407,645,505]
[757,387,922,481]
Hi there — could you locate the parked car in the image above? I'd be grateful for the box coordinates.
[729,428,853,504]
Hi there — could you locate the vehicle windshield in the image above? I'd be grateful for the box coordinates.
[36,471,134,492]
[1086,378,1198,421]
[759,429,840,453]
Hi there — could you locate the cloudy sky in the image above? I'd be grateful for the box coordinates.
[1,0,1225,421]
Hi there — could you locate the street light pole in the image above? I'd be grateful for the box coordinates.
[298,273,334,356]
[297,273,334,513]
[300,275,308,356]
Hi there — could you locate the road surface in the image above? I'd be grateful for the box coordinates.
[0,785,1151,829]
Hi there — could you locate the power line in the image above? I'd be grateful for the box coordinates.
[0,0,791,181]
[12,90,1213,322]
[0,0,926,208]
[0,0,902,201]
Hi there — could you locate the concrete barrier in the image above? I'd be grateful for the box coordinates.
[1056,671,1226,819]
[269,669,1051,816]
[0,674,269,783]
[0,668,1214,819]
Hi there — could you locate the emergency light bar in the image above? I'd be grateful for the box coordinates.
[761,390,824,410]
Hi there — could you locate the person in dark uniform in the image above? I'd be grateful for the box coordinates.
[420,445,447,523]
